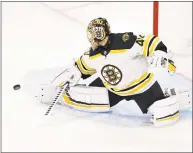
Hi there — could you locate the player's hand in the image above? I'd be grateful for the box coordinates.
[149,51,167,68]
[59,59,81,87]
[148,50,168,73]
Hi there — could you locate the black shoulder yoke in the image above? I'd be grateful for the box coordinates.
[89,32,137,57]
[109,32,137,50]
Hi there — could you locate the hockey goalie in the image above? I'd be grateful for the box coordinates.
[24,17,192,126]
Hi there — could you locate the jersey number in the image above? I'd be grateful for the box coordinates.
[136,34,145,46]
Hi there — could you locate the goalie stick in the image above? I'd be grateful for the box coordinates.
[45,82,69,115]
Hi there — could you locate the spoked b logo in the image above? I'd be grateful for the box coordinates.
[101,64,122,86]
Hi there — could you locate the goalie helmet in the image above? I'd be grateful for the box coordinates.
[87,17,111,44]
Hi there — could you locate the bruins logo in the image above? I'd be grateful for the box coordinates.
[122,33,129,42]
[101,65,122,85]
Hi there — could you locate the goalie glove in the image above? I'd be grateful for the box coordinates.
[148,50,176,75]
[59,61,81,87]
[50,59,81,88]
[148,50,167,67]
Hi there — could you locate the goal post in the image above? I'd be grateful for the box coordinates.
[153,1,159,36]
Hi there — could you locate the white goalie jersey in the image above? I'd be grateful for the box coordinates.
[76,33,175,96]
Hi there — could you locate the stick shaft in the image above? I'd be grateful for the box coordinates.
[45,83,68,115]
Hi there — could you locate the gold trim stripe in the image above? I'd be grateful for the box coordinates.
[168,62,176,72]
[81,57,96,72]
[77,57,96,75]
[142,35,154,56]
[110,49,128,54]
[63,93,109,108]
[89,53,102,60]
[157,113,179,122]
[113,72,149,91]
[104,73,154,96]
[142,35,162,56]
[149,37,161,56]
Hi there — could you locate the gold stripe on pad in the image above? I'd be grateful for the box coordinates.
[63,93,109,108]
[157,113,179,122]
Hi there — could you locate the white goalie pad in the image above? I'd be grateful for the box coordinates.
[164,88,192,110]
[69,85,109,104]
[148,96,180,126]
[22,61,81,99]
[178,89,192,110]
[62,85,110,112]
[35,84,110,112]
[34,84,63,104]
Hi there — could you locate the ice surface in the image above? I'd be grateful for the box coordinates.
[2,2,192,152]
[2,72,192,152]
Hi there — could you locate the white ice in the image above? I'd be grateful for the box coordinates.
[2,2,192,152]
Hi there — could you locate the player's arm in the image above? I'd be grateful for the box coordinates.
[75,49,97,79]
[136,34,176,74]
[136,34,167,56]
[54,49,97,88]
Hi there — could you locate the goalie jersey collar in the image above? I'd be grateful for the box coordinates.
[89,32,137,58]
